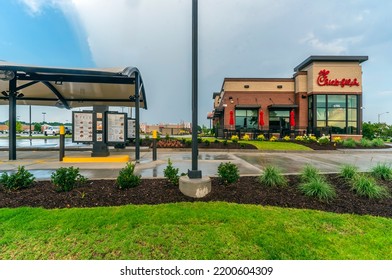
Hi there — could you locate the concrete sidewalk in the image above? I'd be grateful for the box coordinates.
[1,148,392,180]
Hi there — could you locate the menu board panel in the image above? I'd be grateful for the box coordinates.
[127,118,136,139]
[106,112,126,143]
[73,112,94,142]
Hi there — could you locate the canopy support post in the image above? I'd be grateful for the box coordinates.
[8,75,17,160]
[135,73,141,162]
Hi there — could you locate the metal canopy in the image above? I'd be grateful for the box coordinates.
[0,61,146,161]
[0,61,147,109]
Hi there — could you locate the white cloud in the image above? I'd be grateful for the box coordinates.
[300,32,363,54]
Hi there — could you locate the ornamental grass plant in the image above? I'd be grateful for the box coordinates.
[259,165,287,187]
[351,174,390,199]
[371,163,392,181]
[339,164,359,181]
[299,176,336,202]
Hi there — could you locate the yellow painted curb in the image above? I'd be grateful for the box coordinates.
[63,155,130,163]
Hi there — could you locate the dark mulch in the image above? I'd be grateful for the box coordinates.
[1,175,392,218]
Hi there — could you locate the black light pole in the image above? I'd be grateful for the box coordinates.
[188,0,202,179]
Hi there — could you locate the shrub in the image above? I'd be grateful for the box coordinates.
[351,174,390,199]
[116,163,141,189]
[360,138,373,147]
[214,139,220,144]
[295,135,304,141]
[51,167,87,192]
[339,164,359,180]
[223,139,228,146]
[282,135,291,142]
[203,139,210,146]
[185,139,192,146]
[257,134,265,141]
[342,138,357,148]
[242,134,250,141]
[269,136,278,142]
[0,166,35,191]
[371,163,392,181]
[197,138,203,143]
[163,159,180,185]
[259,166,287,187]
[231,135,239,143]
[372,138,385,147]
[217,162,240,185]
[333,136,343,143]
[317,134,330,145]
[299,176,336,202]
[300,165,323,182]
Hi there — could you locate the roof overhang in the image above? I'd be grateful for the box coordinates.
[0,61,147,109]
[235,104,261,109]
[294,55,368,72]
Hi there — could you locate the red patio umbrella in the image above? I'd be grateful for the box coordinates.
[229,110,234,127]
[259,110,264,127]
[290,110,296,127]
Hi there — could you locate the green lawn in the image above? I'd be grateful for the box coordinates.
[1,202,391,260]
[201,137,311,151]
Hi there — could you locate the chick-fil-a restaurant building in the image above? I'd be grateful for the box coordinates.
[209,55,368,139]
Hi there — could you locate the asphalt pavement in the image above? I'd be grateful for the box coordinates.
[1,147,392,180]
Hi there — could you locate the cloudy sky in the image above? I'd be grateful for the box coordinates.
[1,0,392,125]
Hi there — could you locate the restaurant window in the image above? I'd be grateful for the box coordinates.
[313,94,358,134]
[235,109,258,129]
[269,110,290,132]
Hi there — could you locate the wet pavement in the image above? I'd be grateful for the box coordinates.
[1,147,392,180]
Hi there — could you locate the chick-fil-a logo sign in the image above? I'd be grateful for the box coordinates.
[317,69,360,88]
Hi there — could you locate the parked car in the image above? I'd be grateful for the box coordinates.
[65,126,72,135]
[44,126,60,136]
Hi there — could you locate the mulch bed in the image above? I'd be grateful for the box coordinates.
[2,175,392,218]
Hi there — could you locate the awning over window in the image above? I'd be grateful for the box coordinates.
[235,104,261,109]
[0,61,147,109]
[267,104,298,109]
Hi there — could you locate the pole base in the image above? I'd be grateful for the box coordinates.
[179,176,211,198]
[188,169,202,179]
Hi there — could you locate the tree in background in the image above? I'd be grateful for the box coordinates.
[34,123,42,133]
[363,121,392,140]
[5,120,23,133]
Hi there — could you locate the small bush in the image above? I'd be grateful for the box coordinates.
[371,163,392,181]
[242,134,250,141]
[259,166,287,187]
[342,138,357,148]
[214,139,220,144]
[351,174,390,199]
[203,139,210,146]
[51,167,87,192]
[299,177,336,202]
[163,159,180,185]
[185,139,192,146]
[333,136,343,143]
[217,162,240,185]
[372,138,385,147]
[0,166,35,191]
[231,135,239,143]
[295,135,304,141]
[269,136,278,142]
[223,139,228,146]
[116,163,141,189]
[317,135,330,145]
[257,134,265,141]
[339,164,359,180]
[282,135,291,142]
[300,165,323,182]
[360,138,373,147]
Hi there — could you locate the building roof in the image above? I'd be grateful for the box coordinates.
[294,55,368,72]
[0,61,147,109]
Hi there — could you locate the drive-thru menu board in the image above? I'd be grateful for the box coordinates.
[106,112,127,143]
[73,112,94,142]
[127,118,136,139]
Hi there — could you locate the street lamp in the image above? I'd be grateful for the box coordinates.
[378,111,389,123]
[42,112,46,123]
